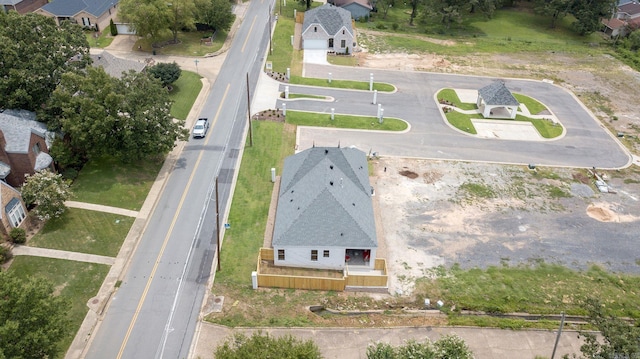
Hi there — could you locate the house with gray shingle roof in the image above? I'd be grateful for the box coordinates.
[272,146,377,270]
[91,51,147,79]
[0,110,55,187]
[328,0,372,20]
[476,81,520,119]
[302,3,355,54]
[35,0,118,33]
[0,180,29,238]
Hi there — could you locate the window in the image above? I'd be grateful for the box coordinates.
[342,30,345,34]
[278,249,285,261]
[314,26,317,32]
[340,39,346,48]
[323,250,330,258]
[6,199,26,228]
[328,38,334,48]
[82,17,91,26]
[32,142,41,155]
[311,250,318,261]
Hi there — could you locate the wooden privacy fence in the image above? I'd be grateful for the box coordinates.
[256,248,388,291]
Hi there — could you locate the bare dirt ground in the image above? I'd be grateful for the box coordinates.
[348,31,640,296]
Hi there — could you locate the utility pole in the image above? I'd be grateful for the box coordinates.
[246,73,253,147]
[215,176,221,271]
[551,312,565,359]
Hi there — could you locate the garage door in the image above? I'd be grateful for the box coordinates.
[115,23,136,35]
[304,39,327,50]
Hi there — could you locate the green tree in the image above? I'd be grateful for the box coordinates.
[148,62,182,87]
[44,67,189,162]
[578,298,640,359]
[118,0,170,40]
[423,0,468,29]
[570,0,616,35]
[168,0,197,43]
[366,335,473,359]
[21,170,72,221]
[110,18,118,36]
[215,332,322,359]
[628,29,640,51]
[0,12,89,111]
[0,271,70,359]
[195,0,234,32]
[433,334,474,359]
[375,0,396,20]
[534,0,572,29]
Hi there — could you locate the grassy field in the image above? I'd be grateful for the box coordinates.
[28,209,134,257]
[8,257,110,357]
[169,70,203,120]
[85,31,114,48]
[71,156,163,211]
[285,110,407,131]
[290,76,395,92]
[437,89,477,111]
[513,93,547,115]
[417,263,640,321]
[134,29,227,56]
[446,111,478,134]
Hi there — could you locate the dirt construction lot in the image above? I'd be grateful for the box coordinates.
[373,159,640,296]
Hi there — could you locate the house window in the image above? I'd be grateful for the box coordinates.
[341,39,346,48]
[314,26,317,32]
[278,249,285,260]
[6,198,26,228]
[32,142,41,155]
[311,250,318,261]
[328,38,334,48]
[342,30,345,34]
[323,250,330,258]
[82,17,91,26]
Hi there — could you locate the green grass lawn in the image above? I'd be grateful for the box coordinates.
[327,54,358,67]
[513,93,547,115]
[417,263,640,321]
[517,115,564,138]
[285,93,327,100]
[216,121,296,285]
[438,89,478,110]
[8,257,110,357]
[85,31,114,48]
[134,29,227,56]
[169,70,203,120]
[286,110,407,131]
[71,156,163,211]
[290,76,395,92]
[28,208,134,257]
[445,111,477,134]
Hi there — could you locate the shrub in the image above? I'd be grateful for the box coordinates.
[392,23,399,31]
[9,228,26,244]
[376,23,387,30]
[109,19,118,36]
[0,245,13,264]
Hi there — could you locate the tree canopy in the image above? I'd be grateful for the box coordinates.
[195,0,235,32]
[215,332,322,359]
[148,62,182,87]
[0,12,89,111]
[21,170,72,220]
[0,271,70,359]
[43,67,189,163]
[367,335,474,359]
[118,0,171,40]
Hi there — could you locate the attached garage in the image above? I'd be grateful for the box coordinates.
[115,23,136,35]
[303,39,327,50]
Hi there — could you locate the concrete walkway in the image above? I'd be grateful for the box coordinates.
[12,245,116,265]
[65,201,139,217]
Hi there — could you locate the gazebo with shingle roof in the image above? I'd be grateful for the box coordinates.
[476,81,520,119]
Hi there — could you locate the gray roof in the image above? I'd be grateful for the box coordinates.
[0,111,53,153]
[40,0,118,17]
[302,3,353,36]
[0,0,21,6]
[0,162,10,179]
[91,51,146,79]
[478,81,520,106]
[272,147,377,248]
[332,0,372,11]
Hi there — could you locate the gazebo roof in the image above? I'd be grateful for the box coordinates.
[478,81,519,106]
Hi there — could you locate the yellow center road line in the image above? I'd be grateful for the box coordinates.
[242,16,257,53]
[116,84,231,359]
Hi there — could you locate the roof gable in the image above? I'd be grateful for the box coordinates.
[302,3,353,36]
[273,147,376,248]
[90,51,146,78]
[478,81,519,106]
[332,0,372,11]
[0,111,52,153]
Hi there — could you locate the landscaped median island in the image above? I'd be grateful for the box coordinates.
[252,109,408,131]
[437,88,564,139]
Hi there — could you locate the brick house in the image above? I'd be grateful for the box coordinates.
[0,110,55,187]
[0,180,28,238]
[35,0,119,32]
[1,0,47,14]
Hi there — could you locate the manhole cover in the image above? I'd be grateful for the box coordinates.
[214,298,221,303]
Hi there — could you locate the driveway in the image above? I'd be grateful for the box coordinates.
[303,49,329,65]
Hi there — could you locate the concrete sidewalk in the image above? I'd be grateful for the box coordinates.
[12,245,115,265]
[65,201,139,218]
[193,323,585,359]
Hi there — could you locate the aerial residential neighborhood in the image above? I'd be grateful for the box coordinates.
[1,0,640,358]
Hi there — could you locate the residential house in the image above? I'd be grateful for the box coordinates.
[603,1,640,37]
[301,3,355,54]
[476,81,520,120]
[35,0,118,32]
[328,0,372,20]
[90,50,147,79]
[272,147,377,271]
[0,181,28,238]
[0,110,55,187]
[1,0,47,14]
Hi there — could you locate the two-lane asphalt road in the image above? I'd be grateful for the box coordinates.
[281,64,631,168]
[85,1,273,358]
